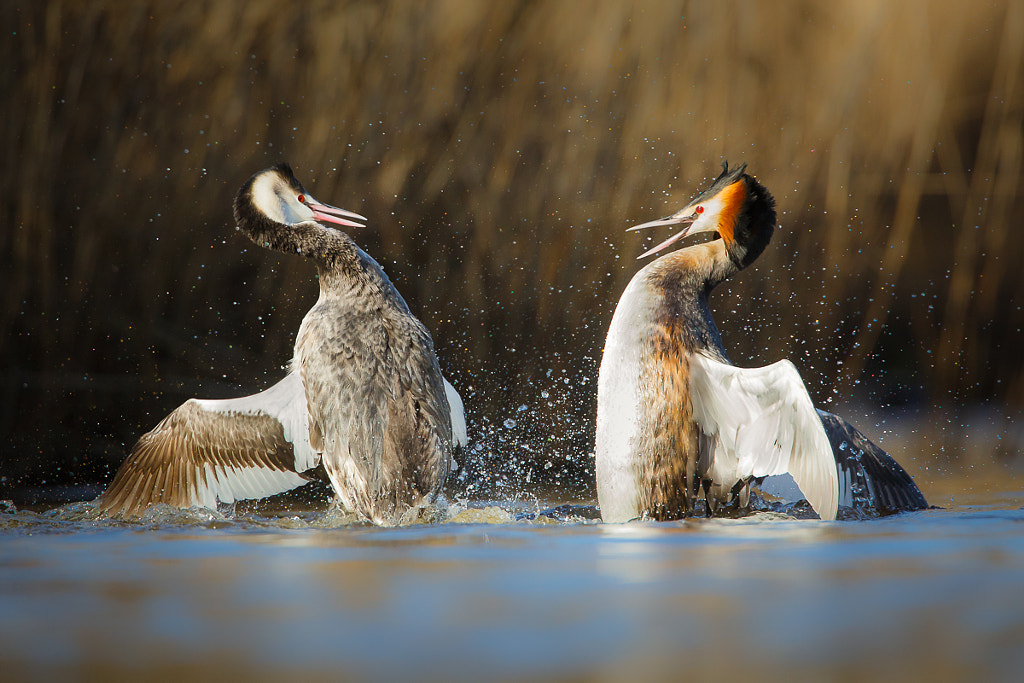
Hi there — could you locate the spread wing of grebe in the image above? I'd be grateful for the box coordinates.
[688,352,838,520]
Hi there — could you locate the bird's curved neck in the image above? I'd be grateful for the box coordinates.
[233,194,402,305]
[643,242,732,358]
[234,195,357,262]
[656,238,737,295]
[314,245,409,310]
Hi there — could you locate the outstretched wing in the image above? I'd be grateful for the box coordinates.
[97,373,317,518]
[817,410,928,513]
[688,352,839,520]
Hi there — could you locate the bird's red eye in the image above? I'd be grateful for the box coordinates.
[695,205,704,214]
[297,194,306,203]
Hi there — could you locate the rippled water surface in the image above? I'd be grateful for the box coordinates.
[2,487,1023,682]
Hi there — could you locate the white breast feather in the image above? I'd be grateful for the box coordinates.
[596,271,659,523]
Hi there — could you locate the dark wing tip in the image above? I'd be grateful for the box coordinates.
[819,411,929,514]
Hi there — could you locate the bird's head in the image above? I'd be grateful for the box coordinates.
[629,162,775,265]
[247,163,367,229]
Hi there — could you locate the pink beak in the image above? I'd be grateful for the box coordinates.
[306,197,368,228]
[627,211,699,259]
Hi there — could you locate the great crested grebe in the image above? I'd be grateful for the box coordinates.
[98,164,467,525]
[596,162,927,522]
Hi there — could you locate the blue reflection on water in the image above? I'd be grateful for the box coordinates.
[2,499,1023,680]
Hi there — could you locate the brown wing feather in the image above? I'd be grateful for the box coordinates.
[97,400,308,518]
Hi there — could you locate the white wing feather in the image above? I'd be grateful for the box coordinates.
[443,378,469,449]
[688,352,839,520]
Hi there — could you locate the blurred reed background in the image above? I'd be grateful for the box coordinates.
[2,1,1022,501]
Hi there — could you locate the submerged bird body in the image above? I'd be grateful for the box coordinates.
[98,164,466,525]
[597,163,926,522]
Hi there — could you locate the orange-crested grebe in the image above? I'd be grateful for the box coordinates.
[596,162,927,522]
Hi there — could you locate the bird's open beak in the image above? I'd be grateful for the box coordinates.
[307,197,368,228]
[628,209,699,259]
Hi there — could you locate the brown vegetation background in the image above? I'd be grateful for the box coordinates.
[2,1,1022,500]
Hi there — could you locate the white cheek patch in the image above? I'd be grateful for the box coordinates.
[250,175,312,225]
[689,192,727,234]
[251,175,287,223]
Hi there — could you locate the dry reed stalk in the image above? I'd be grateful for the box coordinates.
[1,0,1021,490]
